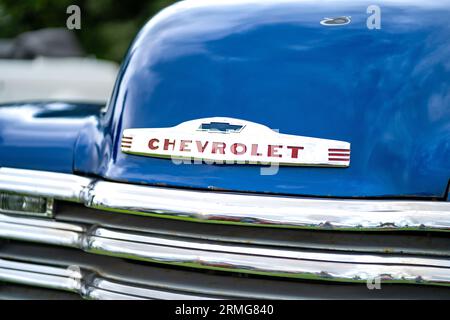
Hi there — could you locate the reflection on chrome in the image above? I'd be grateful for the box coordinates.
[0,167,449,232]
[0,258,213,300]
[1,214,450,286]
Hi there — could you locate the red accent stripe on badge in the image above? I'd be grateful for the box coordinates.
[328,153,350,157]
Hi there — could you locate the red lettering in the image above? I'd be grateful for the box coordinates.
[230,143,247,155]
[163,139,176,151]
[251,144,262,156]
[196,140,209,153]
[211,142,226,154]
[287,146,304,159]
[268,145,282,158]
[180,140,192,152]
[148,138,159,150]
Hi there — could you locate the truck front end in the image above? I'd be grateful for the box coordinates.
[1,0,449,299]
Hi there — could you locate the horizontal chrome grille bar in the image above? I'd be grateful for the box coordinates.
[0,168,92,202]
[5,242,450,300]
[2,214,450,286]
[0,258,215,300]
[0,167,449,232]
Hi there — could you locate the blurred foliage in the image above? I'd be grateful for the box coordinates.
[0,0,179,62]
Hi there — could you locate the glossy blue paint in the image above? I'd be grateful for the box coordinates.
[0,102,103,173]
[3,0,450,198]
[92,0,450,198]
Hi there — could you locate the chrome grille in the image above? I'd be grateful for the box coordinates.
[0,167,450,299]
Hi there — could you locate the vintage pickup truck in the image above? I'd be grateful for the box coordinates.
[0,0,449,299]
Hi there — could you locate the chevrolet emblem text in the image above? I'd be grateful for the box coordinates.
[121,117,351,167]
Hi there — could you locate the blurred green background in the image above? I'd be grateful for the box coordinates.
[0,0,179,62]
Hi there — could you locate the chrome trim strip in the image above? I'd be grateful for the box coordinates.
[91,278,209,300]
[91,228,450,268]
[85,288,146,300]
[0,259,81,293]
[0,213,84,232]
[90,181,450,231]
[0,258,214,300]
[88,235,450,286]
[1,214,450,286]
[0,167,93,202]
[0,167,449,231]
[0,214,83,248]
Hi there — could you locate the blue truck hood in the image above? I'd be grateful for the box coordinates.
[92,0,450,198]
[2,0,450,199]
